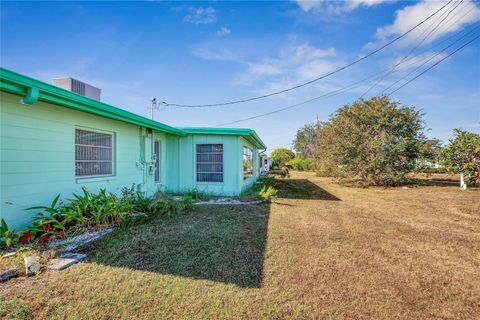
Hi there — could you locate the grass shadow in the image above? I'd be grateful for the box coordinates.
[275,179,341,200]
[83,178,338,288]
[84,203,270,288]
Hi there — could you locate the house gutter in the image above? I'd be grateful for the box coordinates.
[177,127,267,150]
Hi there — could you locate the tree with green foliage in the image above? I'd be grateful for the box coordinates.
[440,129,480,188]
[293,122,322,159]
[270,148,295,168]
[415,138,443,171]
[315,96,430,186]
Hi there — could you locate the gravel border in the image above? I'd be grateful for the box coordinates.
[47,228,113,253]
[193,199,264,205]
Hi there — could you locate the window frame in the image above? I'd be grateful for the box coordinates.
[75,127,115,179]
[243,146,253,180]
[195,143,224,183]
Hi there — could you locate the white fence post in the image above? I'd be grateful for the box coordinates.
[460,173,467,190]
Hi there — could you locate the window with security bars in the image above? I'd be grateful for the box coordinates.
[75,129,113,177]
[196,144,223,182]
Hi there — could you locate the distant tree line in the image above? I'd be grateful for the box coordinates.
[271,96,479,187]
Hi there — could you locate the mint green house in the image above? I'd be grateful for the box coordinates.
[0,68,266,229]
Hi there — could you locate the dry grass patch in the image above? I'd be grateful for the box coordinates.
[1,171,479,319]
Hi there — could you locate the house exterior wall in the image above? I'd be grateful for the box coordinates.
[239,137,260,192]
[164,134,242,196]
[1,92,148,229]
[0,92,262,230]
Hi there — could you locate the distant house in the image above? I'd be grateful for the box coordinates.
[260,154,272,175]
[0,68,266,229]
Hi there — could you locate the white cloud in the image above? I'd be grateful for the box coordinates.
[192,40,358,100]
[295,0,322,12]
[244,43,338,79]
[375,0,480,46]
[183,7,217,24]
[296,59,336,79]
[191,38,264,62]
[248,63,283,76]
[232,43,342,97]
[286,44,336,62]
[217,27,231,37]
[192,45,242,61]
[294,0,393,14]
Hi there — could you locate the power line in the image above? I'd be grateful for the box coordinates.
[165,0,453,108]
[213,67,413,127]
[378,2,478,95]
[386,33,480,95]
[381,23,480,94]
[360,0,464,98]
[214,26,479,127]
[374,0,476,96]
[213,74,383,127]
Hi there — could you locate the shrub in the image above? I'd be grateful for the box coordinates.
[286,157,314,171]
[1,219,17,249]
[258,185,278,200]
[117,185,150,215]
[149,193,192,217]
[182,188,212,201]
[26,194,68,243]
[25,186,152,244]
[240,176,279,201]
[8,186,193,246]
[269,168,290,178]
[271,148,295,168]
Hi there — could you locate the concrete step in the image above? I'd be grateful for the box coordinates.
[48,253,87,271]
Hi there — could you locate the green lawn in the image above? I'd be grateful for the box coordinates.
[1,172,479,319]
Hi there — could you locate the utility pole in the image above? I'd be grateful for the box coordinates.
[149,98,167,120]
[150,97,158,120]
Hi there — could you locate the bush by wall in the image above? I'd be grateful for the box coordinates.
[1,186,192,249]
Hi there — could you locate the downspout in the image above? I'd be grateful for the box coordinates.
[21,86,40,105]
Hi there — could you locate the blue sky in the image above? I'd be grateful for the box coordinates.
[1,0,479,152]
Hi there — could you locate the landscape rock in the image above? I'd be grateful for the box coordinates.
[24,255,41,276]
[0,269,17,282]
[2,251,17,258]
[48,253,87,271]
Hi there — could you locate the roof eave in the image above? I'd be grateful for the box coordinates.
[177,127,267,150]
[0,68,186,136]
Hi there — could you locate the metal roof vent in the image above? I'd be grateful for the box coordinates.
[53,77,101,101]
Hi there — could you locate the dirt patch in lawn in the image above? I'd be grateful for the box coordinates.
[1,172,479,319]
